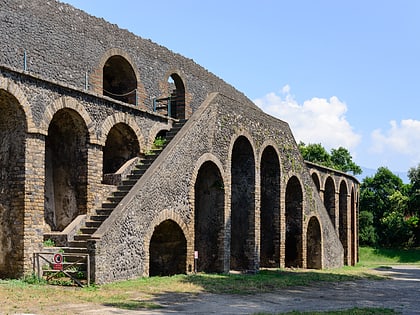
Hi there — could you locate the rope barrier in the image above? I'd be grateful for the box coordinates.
[102,87,137,97]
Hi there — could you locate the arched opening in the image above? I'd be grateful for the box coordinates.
[149,220,187,276]
[45,109,88,231]
[285,176,303,268]
[231,136,255,271]
[306,217,322,269]
[168,74,186,119]
[0,90,26,278]
[194,161,224,273]
[311,173,320,192]
[103,123,140,176]
[351,187,356,265]
[324,177,336,227]
[103,55,137,105]
[260,146,280,268]
[339,180,348,265]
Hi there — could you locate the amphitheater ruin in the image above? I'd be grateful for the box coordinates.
[0,0,359,284]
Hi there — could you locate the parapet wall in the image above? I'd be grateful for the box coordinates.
[0,0,246,113]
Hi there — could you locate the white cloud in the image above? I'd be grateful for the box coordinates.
[370,119,420,168]
[253,86,361,150]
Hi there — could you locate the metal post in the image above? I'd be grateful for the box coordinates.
[87,254,90,286]
[36,253,41,279]
[167,97,171,118]
[85,72,88,90]
[23,50,27,71]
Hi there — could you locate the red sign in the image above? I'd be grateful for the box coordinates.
[53,263,63,271]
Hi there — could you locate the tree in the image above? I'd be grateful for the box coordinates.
[299,142,332,167]
[330,147,362,175]
[359,167,416,248]
[360,167,405,224]
[298,142,362,175]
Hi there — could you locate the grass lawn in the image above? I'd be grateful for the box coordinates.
[0,247,418,314]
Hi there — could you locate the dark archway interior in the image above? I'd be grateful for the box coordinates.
[103,123,139,175]
[285,176,303,268]
[312,173,320,191]
[307,216,322,269]
[195,161,224,273]
[351,188,356,265]
[149,220,187,276]
[168,74,185,119]
[339,181,348,265]
[231,136,255,271]
[324,177,336,227]
[0,90,26,278]
[45,109,88,231]
[260,146,280,268]
[103,55,137,105]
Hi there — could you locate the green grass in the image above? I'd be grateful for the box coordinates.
[358,246,420,267]
[0,247,418,314]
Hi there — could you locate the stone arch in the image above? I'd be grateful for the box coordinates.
[99,113,145,149]
[260,145,281,268]
[311,172,321,192]
[324,176,336,227]
[0,89,27,277]
[102,123,141,176]
[339,179,349,265]
[145,210,190,276]
[0,78,36,133]
[192,155,225,273]
[230,134,256,271]
[147,122,171,149]
[90,48,146,106]
[306,216,322,269]
[45,108,89,231]
[285,175,303,268]
[350,186,356,265]
[41,97,96,144]
[149,220,187,276]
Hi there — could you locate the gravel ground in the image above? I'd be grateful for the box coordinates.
[13,266,420,315]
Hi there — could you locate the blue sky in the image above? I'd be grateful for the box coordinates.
[61,0,420,177]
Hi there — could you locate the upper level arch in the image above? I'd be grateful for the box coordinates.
[155,70,188,119]
[90,48,146,106]
[311,171,321,192]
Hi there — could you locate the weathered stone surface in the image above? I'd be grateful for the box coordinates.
[0,0,358,282]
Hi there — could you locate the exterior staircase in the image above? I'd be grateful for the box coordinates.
[57,119,187,285]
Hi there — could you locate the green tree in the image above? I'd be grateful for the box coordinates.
[298,142,361,175]
[359,210,377,246]
[380,191,413,247]
[330,147,362,175]
[360,167,414,248]
[299,142,332,168]
[407,164,420,243]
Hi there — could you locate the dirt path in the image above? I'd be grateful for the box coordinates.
[19,266,420,315]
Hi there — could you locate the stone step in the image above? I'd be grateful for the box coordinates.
[62,247,88,254]
[74,234,91,241]
[95,209,113,216]
[79,227,97,235]
[85,220,102,228]
[90,214,109,222]
[68,240,87,248]
[101,202,117,208]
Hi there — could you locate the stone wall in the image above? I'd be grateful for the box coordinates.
[0,0,358,280]
[89,93,345,283]
[0,0,247,114]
